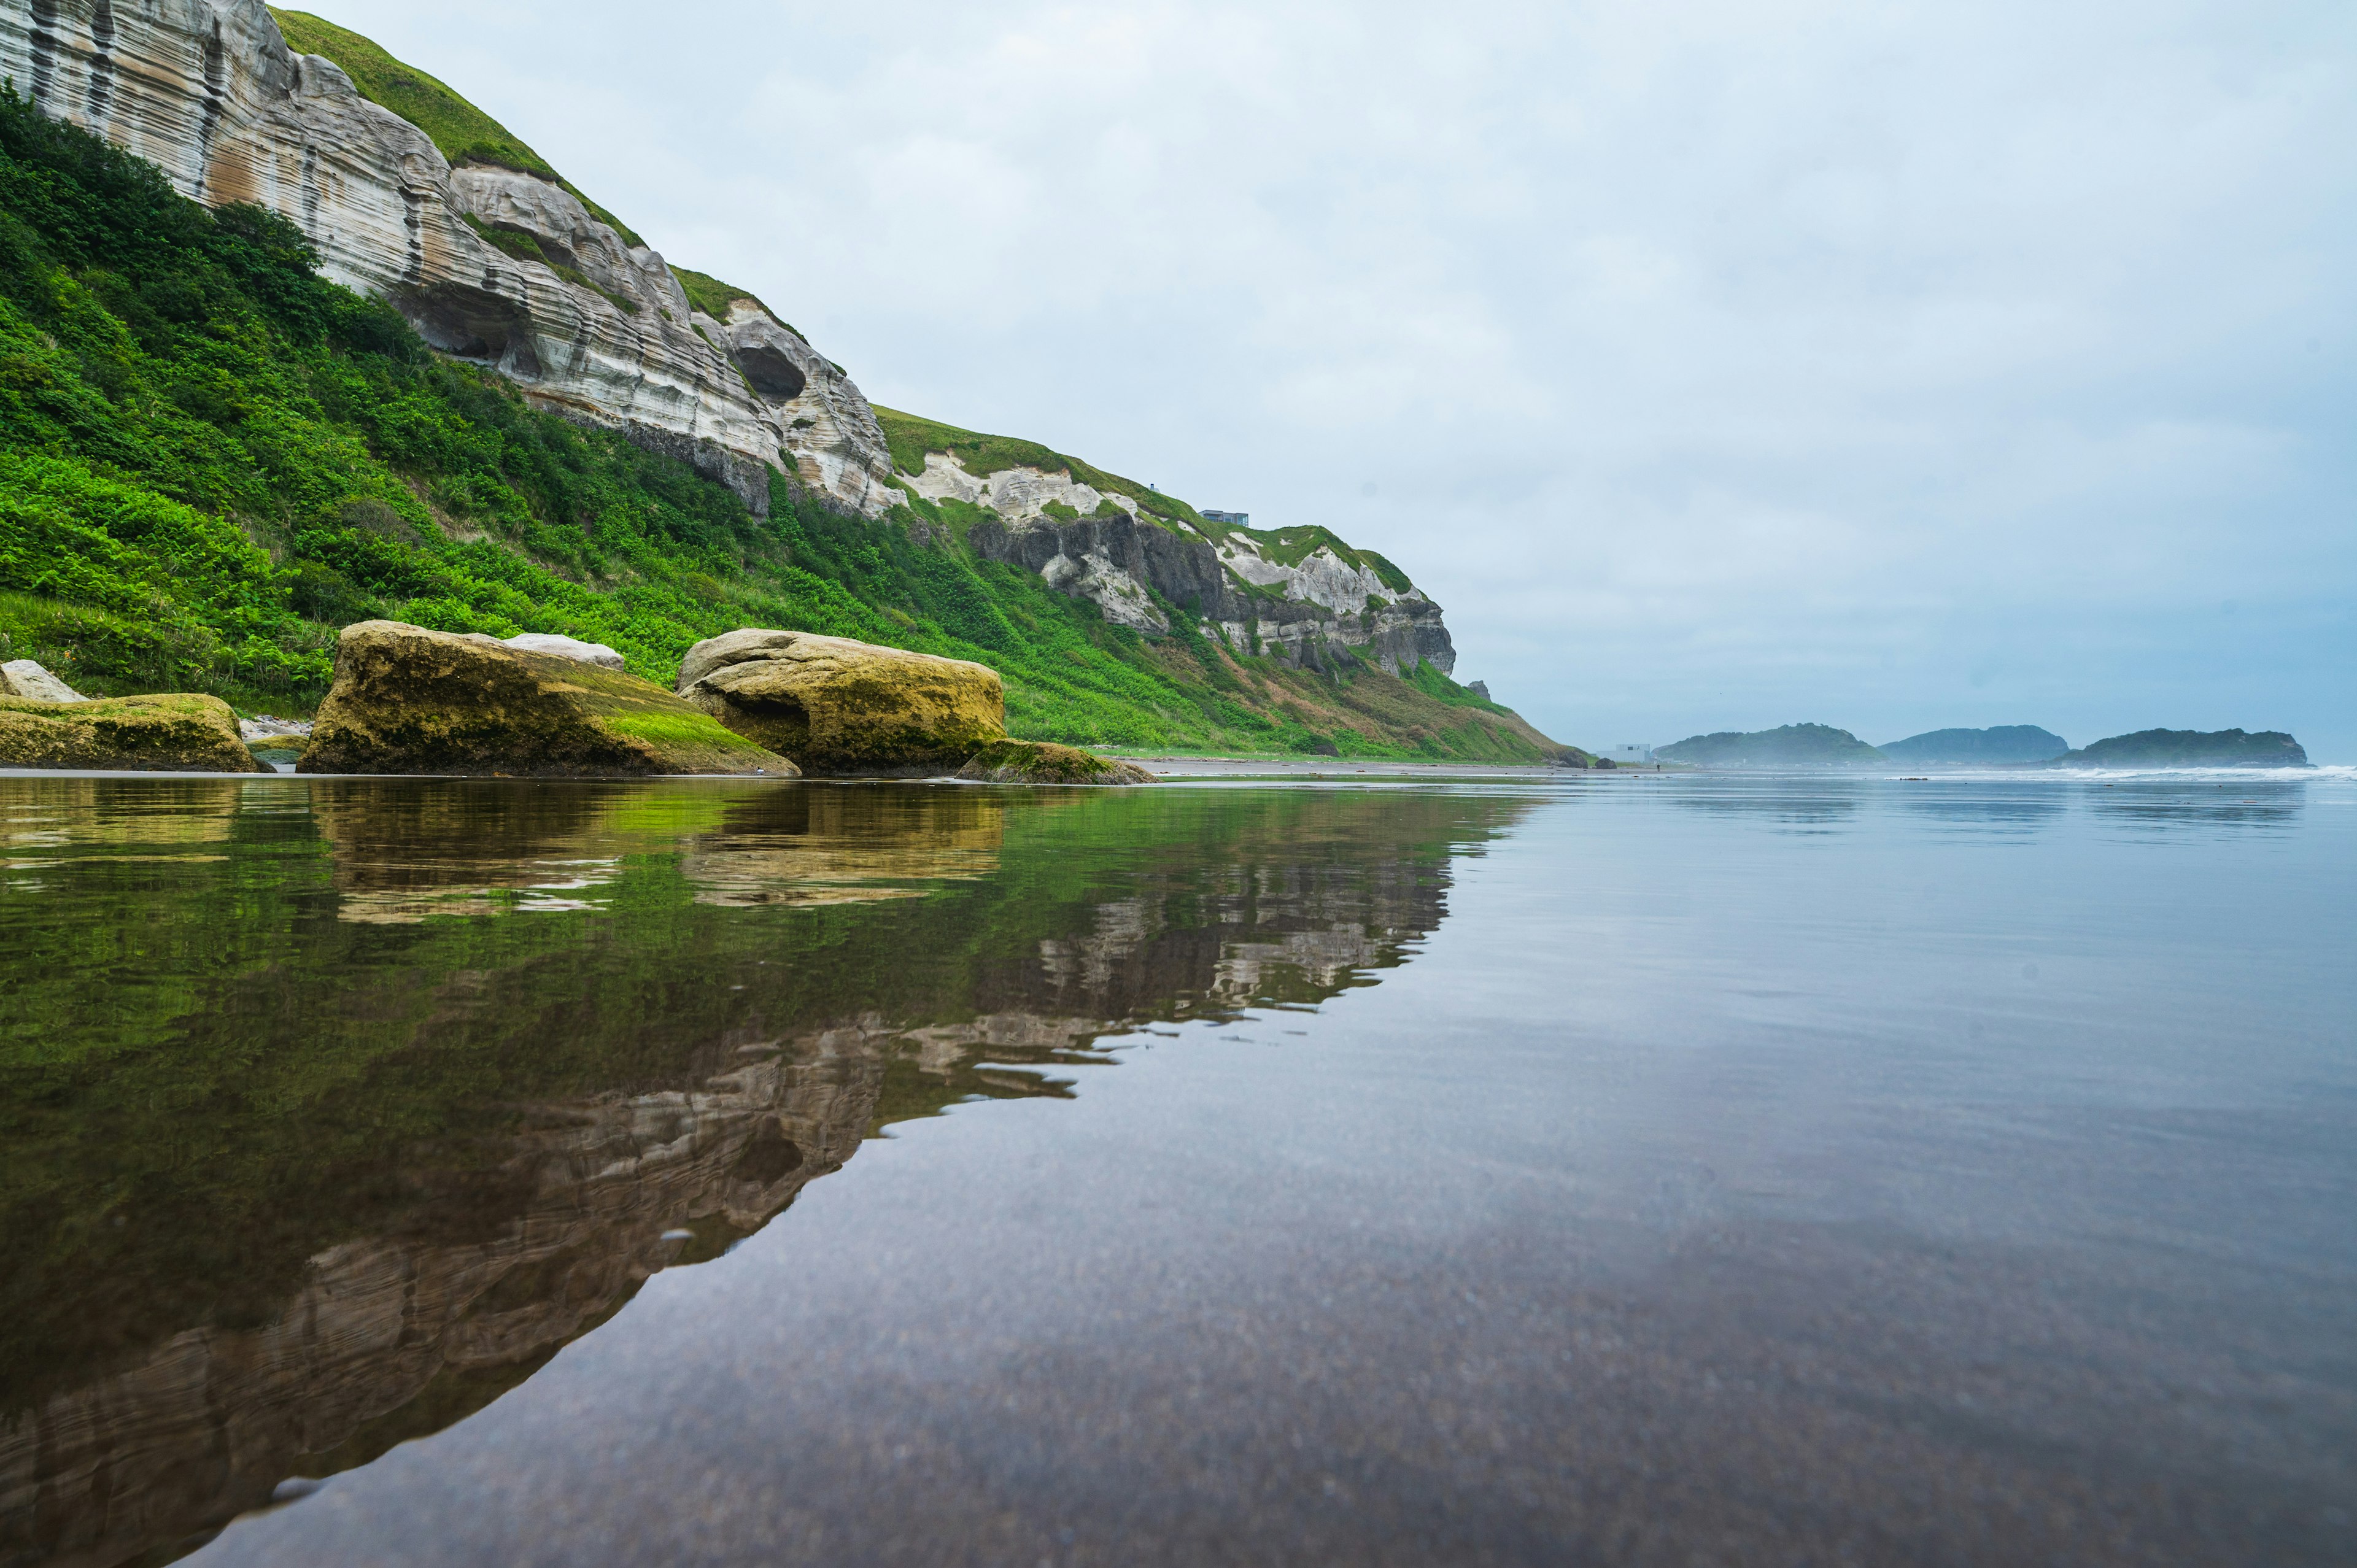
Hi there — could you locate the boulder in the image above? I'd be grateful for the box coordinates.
[677,629,1006,776]
[501,633,625,670]
[957,740,1155,786]
[298,621,797,778]
[0,659,85,702]
[0,693,269,773]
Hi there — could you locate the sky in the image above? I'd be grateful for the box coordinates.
[304,1,2356,759]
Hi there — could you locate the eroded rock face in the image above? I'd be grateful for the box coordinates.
[300,620,795,777]
[678,628,1005,776]
[966,496,1458,677]
[0,692,268,771]
[0,0,896,517]
[0,658,83,701]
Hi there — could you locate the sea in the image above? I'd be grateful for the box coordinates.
[1,765,2350,1567]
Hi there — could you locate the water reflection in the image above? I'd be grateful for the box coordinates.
[0,777,1531,1568]
[2084,779,2305,833]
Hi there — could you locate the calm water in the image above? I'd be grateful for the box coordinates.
[1,770,2351,1567]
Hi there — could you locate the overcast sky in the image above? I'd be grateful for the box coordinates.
[310,0,2356,759]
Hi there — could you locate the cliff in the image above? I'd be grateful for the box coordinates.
[0,0,898,517]
[0,5,1568,761]
[882,409,1455,678]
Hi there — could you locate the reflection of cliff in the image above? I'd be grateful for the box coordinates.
[0,780,1532,1568]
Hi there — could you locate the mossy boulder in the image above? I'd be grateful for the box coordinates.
[299,621,796,778]
[677,629,1006,776]
[0,693,268,773]
[957,740,1154,785]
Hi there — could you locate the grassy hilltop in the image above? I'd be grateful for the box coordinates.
[0,48,1558,761]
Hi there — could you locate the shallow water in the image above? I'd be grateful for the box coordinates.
[1,771,2350,1567]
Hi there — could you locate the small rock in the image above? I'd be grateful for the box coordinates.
[0,660,85,703]
[957,739,1154,785]
[238,716,315,743]
[502,633,625,670]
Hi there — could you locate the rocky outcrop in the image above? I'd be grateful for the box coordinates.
[0,692,268,771]
[964,489,1457,676]
[0,0,896,517]
[677,628,1006,776]
[0,658,83,701]
[298,620,795,777]
[957,739,1154,786]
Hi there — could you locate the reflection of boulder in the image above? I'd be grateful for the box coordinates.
[300,622,794,778]
[677,629,1005,776]
[304,779,1008,921]
[681,787,1005,907]
[0,693,267,773]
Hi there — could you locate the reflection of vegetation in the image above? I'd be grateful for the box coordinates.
[0,779,1531,1421]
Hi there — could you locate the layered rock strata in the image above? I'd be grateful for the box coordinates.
[0,0,896,516]
[907,448,1454,675]
[677,628,1007,776]
[299,620,795,777]
[966,500,1456,676]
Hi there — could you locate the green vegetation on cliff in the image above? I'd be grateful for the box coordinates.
[872,405,1211,532]
[0,92,1557,761]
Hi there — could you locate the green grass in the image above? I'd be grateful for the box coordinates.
[268,8,646,249]
[670,265,799,334]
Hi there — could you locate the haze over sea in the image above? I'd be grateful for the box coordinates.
[3,763,2349,1567]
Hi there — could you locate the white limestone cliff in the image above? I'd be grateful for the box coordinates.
[0,0,896,516]
[922,449,1458,676]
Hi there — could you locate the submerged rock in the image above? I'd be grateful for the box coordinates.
[957,740,1154,786]
[677,629,1006,776]
[0,693,268,773]
[299,621,795,778]
[501,633,626,670]
[0,659,84,703]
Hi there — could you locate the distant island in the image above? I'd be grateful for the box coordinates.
[2048,729,2309,768]
[1879,726,2069,765]
[1655,724,1886,767]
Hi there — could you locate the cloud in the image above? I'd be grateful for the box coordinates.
[311,0,2357,756]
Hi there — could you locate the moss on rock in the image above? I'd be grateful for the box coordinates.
[0,694,268,773]
[299,622,795,778]
[956,740,1154,786]
[677,629,1006,776]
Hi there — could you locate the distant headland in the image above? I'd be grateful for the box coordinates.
[1651,723,2309,770]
